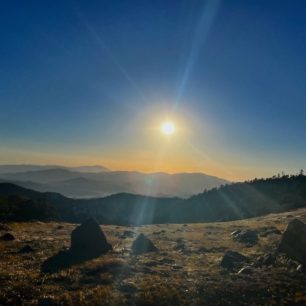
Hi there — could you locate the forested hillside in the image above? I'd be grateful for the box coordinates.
[0,174,305,225]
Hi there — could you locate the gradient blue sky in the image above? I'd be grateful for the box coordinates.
[0,0,306,180]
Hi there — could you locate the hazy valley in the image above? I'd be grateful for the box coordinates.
[0,165,229,199]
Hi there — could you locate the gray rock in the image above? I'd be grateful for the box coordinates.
[119,230,135,239]
[232,229,258,245]
[18,245,35,253]
[230,230,241,236]
[42,218,112,273]
[261,254,276,266]
[278,219,306,265]
[296,264,304,272]
[132,234,158,255]
[220,251,248,270]
[70,218,112,257]
[174,241,186,252]
[259,226,282,237]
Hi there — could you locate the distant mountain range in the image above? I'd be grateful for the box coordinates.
[0,174,305,225]
[0,164,109,174]
[0,165,229,198]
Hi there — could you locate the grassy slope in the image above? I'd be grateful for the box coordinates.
[1,208,306,305]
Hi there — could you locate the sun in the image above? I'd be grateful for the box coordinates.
[161,121,175,135]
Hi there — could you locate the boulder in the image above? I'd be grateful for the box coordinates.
[70,218,112,257]
[278,219,306,265]
[232,229,258,245]
[42,218,112,273]
[220,251,248,270]
[0,233,15,241]
[131,234,158,255]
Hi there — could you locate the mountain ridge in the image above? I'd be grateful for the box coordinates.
[0,165,229,198]
[0,164,109,174]
[0,174,305,225]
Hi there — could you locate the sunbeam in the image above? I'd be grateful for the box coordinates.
[76,10,148,105]
[175,0,221,109]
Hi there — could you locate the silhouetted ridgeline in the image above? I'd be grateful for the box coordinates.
[0,175,305,225]
[187,174,306,222]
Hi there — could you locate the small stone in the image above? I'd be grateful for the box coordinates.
[296,264,304,272]
[260,254,276,266]
[221,251,248,270]
[119,230,135,239]
[37,297,55,306]
[237,266,254,275]
[233,229,258,245]
[174,242,186,252]
[131,234,158,255]
[230,230,241,236]
[286,258,300,270]
[259,227,282,237]
[18,245,35,253]
[0,233,15,241]
[118,282,137,293]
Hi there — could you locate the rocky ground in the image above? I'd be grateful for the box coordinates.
[1,208,306,305]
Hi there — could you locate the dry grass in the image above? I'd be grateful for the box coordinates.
[0,209,306,305]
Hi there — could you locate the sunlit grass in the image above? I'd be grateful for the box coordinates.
[0,210,306,305]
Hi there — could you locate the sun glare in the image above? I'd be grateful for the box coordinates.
[161,121,175,135]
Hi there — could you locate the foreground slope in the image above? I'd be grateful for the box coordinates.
[1,208,306,305]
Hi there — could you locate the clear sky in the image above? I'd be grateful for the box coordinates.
[1,0,306,181]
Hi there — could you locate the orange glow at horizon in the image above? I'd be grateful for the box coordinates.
[0,146,281,182]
